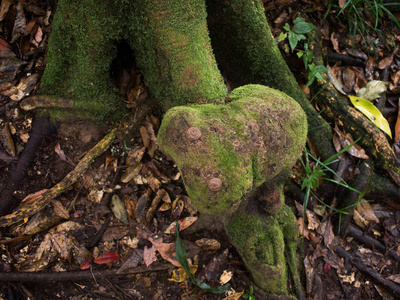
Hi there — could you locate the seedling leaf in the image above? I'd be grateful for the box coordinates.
[349,96,392,138]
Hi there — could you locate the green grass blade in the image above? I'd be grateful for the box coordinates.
[175,223,231,293]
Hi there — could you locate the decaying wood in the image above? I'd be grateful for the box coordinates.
[0,128,117,228]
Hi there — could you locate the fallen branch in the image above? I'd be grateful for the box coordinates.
[0,128,117,228]
[0,263,171,282]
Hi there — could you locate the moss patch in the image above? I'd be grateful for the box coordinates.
[157,84,307,215]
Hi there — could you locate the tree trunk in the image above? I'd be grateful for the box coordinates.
[33,0,313,298]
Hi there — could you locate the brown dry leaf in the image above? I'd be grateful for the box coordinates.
[195,238,221,250]
[353,209,368,229]
[147,174,161,192]
[378,54,393,69]
[339,0,346,7]
[342,67,356,93]
[104,154,116,169]
[124,194,137,219]
[11,1,26,43]
[145,116,158,157]
[143,245,157,267]
[20,189,48,204]
[304,255,315,294]
[220,269,233,285]
[10,73,40,101]
[50,233,71,260]
[356,201,379,223]
[0,0,14,22]
[365,56,375,80]
[274,11,288,24]
[331,32,340,53]
[333,125,369,159]
[24,20,36,35]
[2,123,16,156]
[297,217,310,239]
[222,290,244,300]
[31,26,43,47]
[51,200,70,219]
[321,219,335,249]
[164,216,198,234]
[159,202,171,211]
[146,189,167,223]
[111,194,129,224]
[54,142,67,161]
[148,234,181,267]
[171,197,185,219]
[306,209,320,231]
[386,274,400,284]
[140,126,150,147]
[180,195,198,216]
[126,145,146,165]
[121,162,143,183]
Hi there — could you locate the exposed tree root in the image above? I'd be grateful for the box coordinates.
[312,39,400,179]
[20,95,74,111]
[338,160,373,235]
[336,245,400,296]
[0,128,117,228]
[348,224,400,263]
[0,116,55,217]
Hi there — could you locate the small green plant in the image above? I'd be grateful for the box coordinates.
[325,0,400,50]
[300,141,362,238]
[175,223,231,294]
[243,285,255,300]
[279,17,328,86]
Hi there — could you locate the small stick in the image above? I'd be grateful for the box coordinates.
[0,128,117,227]
[0,264,172,282]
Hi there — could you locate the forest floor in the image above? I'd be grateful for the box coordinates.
[1,0,400,299]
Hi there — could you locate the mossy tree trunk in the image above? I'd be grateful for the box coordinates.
[38,0,312,298]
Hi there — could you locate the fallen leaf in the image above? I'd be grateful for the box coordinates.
[0,38,12,51]
[143,245,157,267]
[140,126,150,147]
[378,54,393,70]
[20,189,48,204]
[94,252,120,264]
[165,216,198,234]
[0,0,14,22]
[356,201,379,223]
[220,270,233,285]
[80,256,93,270]
[333,125,369,159]
[54,142,67,161]
[169,265,198,282]
[51,200,70,219]
[120,162,143,183]
[195,238,221,250]
[222,290,244,300]
[386,274,400,284]
[328,66,346,95]
[331,32,340,53]
[357,80,389,101]
[110,194,129,224]
[349,96,392,138]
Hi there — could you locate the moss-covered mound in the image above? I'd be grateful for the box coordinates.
[157,84,307,215]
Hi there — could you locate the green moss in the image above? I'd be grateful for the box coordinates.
[158,84,307,216]
[226,211,288,295]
